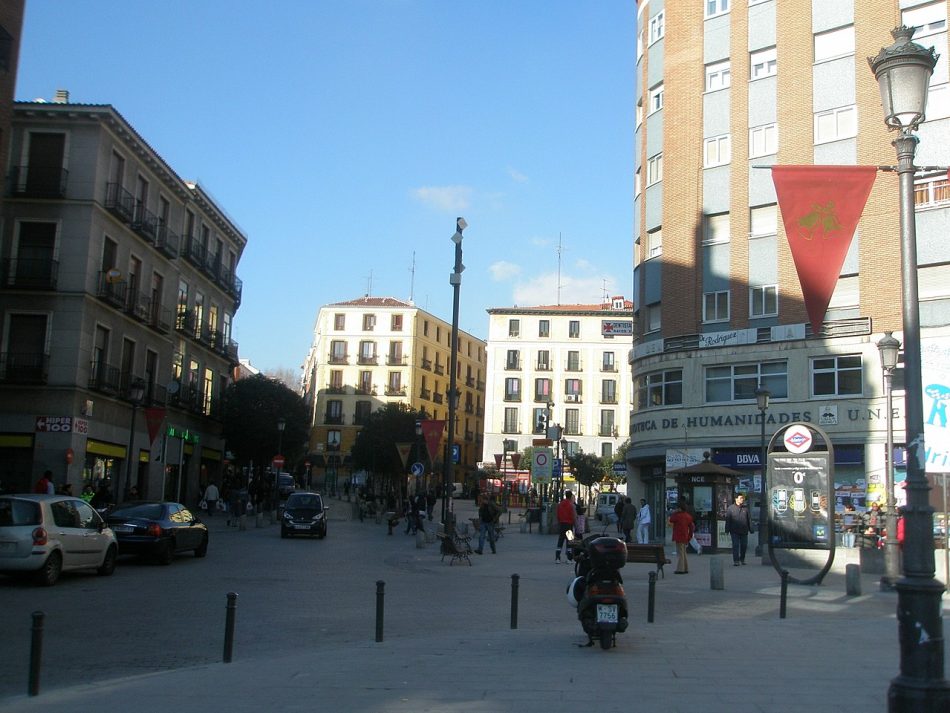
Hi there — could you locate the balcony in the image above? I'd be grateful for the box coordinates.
[465,430,474,442]
[464,403,474,414]
[105,183,135,223]
[386,355,407,366]
[600,395,618,404]
[421,358,432,371]
[175,307,195,335]
[565,361,583,372]
[326,385,346,394]
[10,165,68,198]
[328,353,348,365]
[0,351,48,384]
[355,385,376,396]
[599,426,617,438]
[225,339,239,361]
[97,272,128,309]
[0,258,58,290]
[127,289,151,323]
[433,392,443,404]
[183,233,207,270]
[150,303,172,334]
[155,223,180,258]
[503,393,521,402]
[385,386,406,396]
[434,363,445,375]
[419,388,431,400]
[505,359,521,371]
[502,424,521,434]
[131,205,158,244]
[601,363,618,372]
[324,414,343,425]
[357,355,378,365]
[536,362,551,371]
[88,361,120,393]
[465,376,475,387]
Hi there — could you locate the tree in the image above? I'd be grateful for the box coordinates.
[350,403,427,493]
[222,374,309,471]
[570,452,607,489]
[265,366,299,391]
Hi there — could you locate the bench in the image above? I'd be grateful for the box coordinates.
[437,533,473,566]
[625,543,671,578]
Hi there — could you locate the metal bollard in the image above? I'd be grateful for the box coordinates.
[28,610,44,697]
[223,592,238,663]
[647,571,656,623]
[709,556,724,590]
[845,563,862,596]
[375,580,385,642]
[510,574,519,629]
[780,569,789,619]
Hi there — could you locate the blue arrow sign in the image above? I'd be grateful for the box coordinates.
[410,462,425,476]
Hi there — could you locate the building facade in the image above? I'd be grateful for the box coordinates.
[0,98,245,502]
[631,0,950,540]
[301,297,486,490]
[482,297,634,471]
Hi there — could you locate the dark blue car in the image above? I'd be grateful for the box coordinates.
[106,501,209,565]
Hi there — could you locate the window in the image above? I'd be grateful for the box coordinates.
[327,430,341,450]
[600,410,616,437]
[928,83,950,121]
[508,319,520,337]
[635,168,642,198]
[815,26,854,62]
[532,407,549,433]
[812,355,863,396]
[751,47,777,79]
[568,321,580,338]
[647,153,663,185]
[637,369,682,408]
[815,105,856,143]
[903,2,947,39]
[646,303,662,332]
[537,349,551,370]
[506,349,521,370]
[649,11,665,44]
[649,83,664,113]
[538,320,550,338]
[750,285,778,317]
[358,341,376,364]
[563,441,580,457]
[705,361,787,403]
[704,134,731,167]
[749,123,778,158]
[703,291,730,323]
[362,313,375,331]
[503,407,519,433]
[535,378,552,401]
[391,314,403,331]
[388,341,403,364]
[636,101,643,129]
[387,371,402,393]
[565,409,581,436]
[647,229,663,258]
[326,400,343,424]
[706,0,729,19]
[601,443,613,459]
[333,313,345,330]
[565,379,582,398]
[329,370,343,391]
[704,213,731,244]
[750,205,777,236]
[355,401,372,425]
[358,370,373,394]
[914,172,950,207]
[602,352,616,371]
[329,340,347,363]
[504,377,521,401]
[566,351,581,371]
[706,61,731,91]
[601,380,617,404]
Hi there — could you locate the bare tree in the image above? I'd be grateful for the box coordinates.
[265,366,299,391]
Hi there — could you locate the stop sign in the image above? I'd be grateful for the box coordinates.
[273,454,285,469]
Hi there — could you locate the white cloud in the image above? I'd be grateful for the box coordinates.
[410,185,472,212]
[507,166,528,183]
[512,272,620,307]
[489,260,522,281]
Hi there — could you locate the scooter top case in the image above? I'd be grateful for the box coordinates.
[587,536,627,571]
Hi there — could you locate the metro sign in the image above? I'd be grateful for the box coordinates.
[783,425,813,454]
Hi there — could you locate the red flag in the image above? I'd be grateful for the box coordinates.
[510,453,522,470]
[143,407,166,444]
[420,419,445,462]
[494,453,503,469]
[771,166,877,333]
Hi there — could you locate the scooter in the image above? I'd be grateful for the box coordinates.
[566,533,629,649]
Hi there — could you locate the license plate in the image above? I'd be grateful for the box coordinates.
[292,524,310,529]
[113,526,133,533]
[0,541,14,551]
[596,604,618,624]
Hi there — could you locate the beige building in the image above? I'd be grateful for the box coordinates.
[301,296,486,490]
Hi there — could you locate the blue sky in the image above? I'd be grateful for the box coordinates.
[18,0,636,375]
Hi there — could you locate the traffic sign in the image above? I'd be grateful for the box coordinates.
[272,454,285,469]
[410,462,425,477]
[532,448,553,483]
[553,458,562,477]
[612,461,627,473]
[452,444,460,463]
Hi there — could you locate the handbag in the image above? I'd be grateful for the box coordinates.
[199,498,208,511]
[689,535,702,554]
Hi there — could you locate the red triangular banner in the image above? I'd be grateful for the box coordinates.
[494,453,503,469]
[395,442,413,469]
[420,419,445,462]
[144,407,166,444]
[771,165,877,333]
[510,453,522,470]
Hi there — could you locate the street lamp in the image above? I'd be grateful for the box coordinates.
[754,386,770,557]
[869,26,948,710]
[274,417,286,517]
[121,378,146,503]
[877,331,902,591]
[442,217,467,528]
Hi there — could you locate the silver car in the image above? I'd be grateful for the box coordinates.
[0,494,118,586]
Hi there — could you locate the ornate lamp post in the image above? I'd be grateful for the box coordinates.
[869,26,948,710]
[754,386,770,557]
[120,378,146,503]
[442,217,467,527]
[877,331,902,591]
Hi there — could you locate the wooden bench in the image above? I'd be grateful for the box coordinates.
[437,533,473,566]
[625,543,671,578]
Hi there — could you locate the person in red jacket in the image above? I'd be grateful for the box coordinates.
[668,503,695,574]
[555,491,578,563]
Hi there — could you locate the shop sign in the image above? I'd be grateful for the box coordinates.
[35,416,87,434]
[601,320,632,336]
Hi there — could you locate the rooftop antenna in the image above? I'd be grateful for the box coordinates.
[602,278,609,304]
[556,233,564,305]
[365,270,373,297]
[408,251,416,304]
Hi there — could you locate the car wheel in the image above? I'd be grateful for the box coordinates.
[97,545,118,576]
[34,550,62,586]
[194,535,208,558]
[156,540,174,566]
[318,527,327,539]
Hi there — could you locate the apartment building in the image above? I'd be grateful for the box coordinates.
[482,297,634,468]
[0,98,244,502]
[301,296,486,489]
[631,0,950,536]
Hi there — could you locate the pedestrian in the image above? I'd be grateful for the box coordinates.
[57,482,74,496]
[554,490,577,563]
[227,483,241,526]
[863,502,886,547]
[414,491,428,533]
[128,485,140,499]
[33,470,55,494]
[474,493,499,554]
[203,481,220,517]
[426,489,437,521]
[90,483,112,510]
[724,493,754,566]
[620,497,638,543]
[635,498,652,544]
[842,501,857,548]
[613,497,624,533]
[80,483,95,503]
[668,503,695,574]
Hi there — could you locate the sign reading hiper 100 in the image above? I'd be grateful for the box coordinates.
[35,416,88,434]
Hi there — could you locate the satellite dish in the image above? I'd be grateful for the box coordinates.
[166,380,180,395]
[105,268,123,284]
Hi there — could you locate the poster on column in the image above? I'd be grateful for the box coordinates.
[922,337,950,473]
[769,453,832,549]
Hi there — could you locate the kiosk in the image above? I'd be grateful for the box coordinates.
[668,454,743,553]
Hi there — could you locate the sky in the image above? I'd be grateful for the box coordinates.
[17,0,636,376]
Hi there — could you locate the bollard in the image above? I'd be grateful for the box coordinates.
[780,569,789,619]
[415,529,425,549]
[510,574,520,629]
[647,571,656,623]
[845,563,862,596]
[28,610,44,697]
[375,580,385,642]
[709,556,724,590]
[223,592,238,662]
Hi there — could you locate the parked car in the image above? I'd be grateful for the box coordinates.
[0,494,118,586]
[277,473,297,499]
[594,492,623,523]
[281,492,328,538]
[105,501,208,565]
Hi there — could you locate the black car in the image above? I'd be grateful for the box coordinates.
[280,492,328,538]
[106,501,209,564]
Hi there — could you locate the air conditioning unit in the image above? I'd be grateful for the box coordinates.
[566,394,580,403]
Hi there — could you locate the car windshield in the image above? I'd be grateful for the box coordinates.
[0,498,41,526]
[279,475,294,486]
[288,495,320,508]
[111,503,164,520]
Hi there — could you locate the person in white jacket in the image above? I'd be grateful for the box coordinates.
[203,482,220,517]
[635,499,651,544]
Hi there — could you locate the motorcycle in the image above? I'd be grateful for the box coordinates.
[566,532,629,649]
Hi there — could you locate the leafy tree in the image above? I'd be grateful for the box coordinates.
[222,374,309,470]
[570,452,607,488]
[350,403,427,492]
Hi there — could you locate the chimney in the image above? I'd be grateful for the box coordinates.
[53,89,69,104]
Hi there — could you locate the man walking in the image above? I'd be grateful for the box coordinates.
[635,498,652,544]
[555,491,577,563]
[474,494,499,554]
[724,493,754,565]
